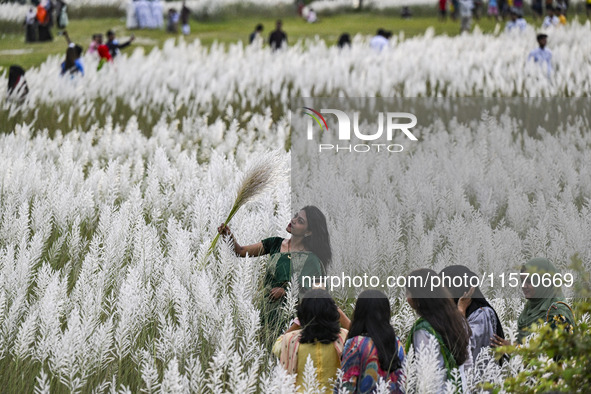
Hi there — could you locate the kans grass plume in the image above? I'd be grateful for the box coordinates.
[206,151,285,260]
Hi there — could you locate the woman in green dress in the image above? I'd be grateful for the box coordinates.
[218,205,332,333]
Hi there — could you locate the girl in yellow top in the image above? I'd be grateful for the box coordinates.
[558,8,567,25]
[273,289,350,393]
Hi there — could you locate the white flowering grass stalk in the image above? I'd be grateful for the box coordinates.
[301,354,322,394]
[206,151,285,261]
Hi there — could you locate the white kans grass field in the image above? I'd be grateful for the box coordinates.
[0,24,591,393]
[3,23,591,133]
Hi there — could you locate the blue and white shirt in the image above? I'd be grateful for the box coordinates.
[528,46,552,75]
[505,18,528,32]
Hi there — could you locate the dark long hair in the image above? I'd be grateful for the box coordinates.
[406,269,471,366]
[338,33,351,48]
[439,265,505,339]
[8,65,26,93]
[347,290,401,372]
[63,47,78,74]
[301,206,332,268]
[298,289,341,344]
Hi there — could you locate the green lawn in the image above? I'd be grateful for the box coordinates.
[0,9,586,70]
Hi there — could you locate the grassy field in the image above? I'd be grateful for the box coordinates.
[0,9,508,70]
[2,4,590,70]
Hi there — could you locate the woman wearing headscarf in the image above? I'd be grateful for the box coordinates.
[440,265,505,362]
[491,257,574,348]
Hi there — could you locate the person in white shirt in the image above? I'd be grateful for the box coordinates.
[151,0,164,29]
[135,0,150,29]
[25,7,38,42]
[459,0,474,33]
[369,28,391,52]
[528,33,552,76]
[306,8,318,23]
[505,7,528,32]
[249,24,264,46]
[542,7,560,28]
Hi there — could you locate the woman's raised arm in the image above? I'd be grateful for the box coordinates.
[217,224,265,257]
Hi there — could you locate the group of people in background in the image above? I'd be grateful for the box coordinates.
[12,0,569,95]
[125,0,164,30]
[165,1,191,34]
[246,19,554,79]
[296,0,319,23]
[248,20,289,50]
[21,0,136,74]
[440,0,570,21]
[218,207,575,393]
[438,0,572,34]
[466,1,569,33]
[24,0,68,43]
[58,29,135,77]
[165,7,188,34]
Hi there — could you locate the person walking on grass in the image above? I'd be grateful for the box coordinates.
[542,6,560,28]
[528,33,552,77]
[269,20,288,51]
[531,0,543,20]
[439,0,448,20]
[36,0,52,42]
[557,6,567,25]
[369,28,391,52]
[306,8,318,23]
[459,0,474,33]
[505,7,527,32]
[487,0,499,20]
[451,0,460,20]
[24,7,38,43]
[249,23,264,45]
[167,9,179,33]
[56,0,68,29]
[180,1,191,35]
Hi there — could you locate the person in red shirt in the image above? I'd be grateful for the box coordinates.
[439,0,447,20]
[96,34,112,70]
